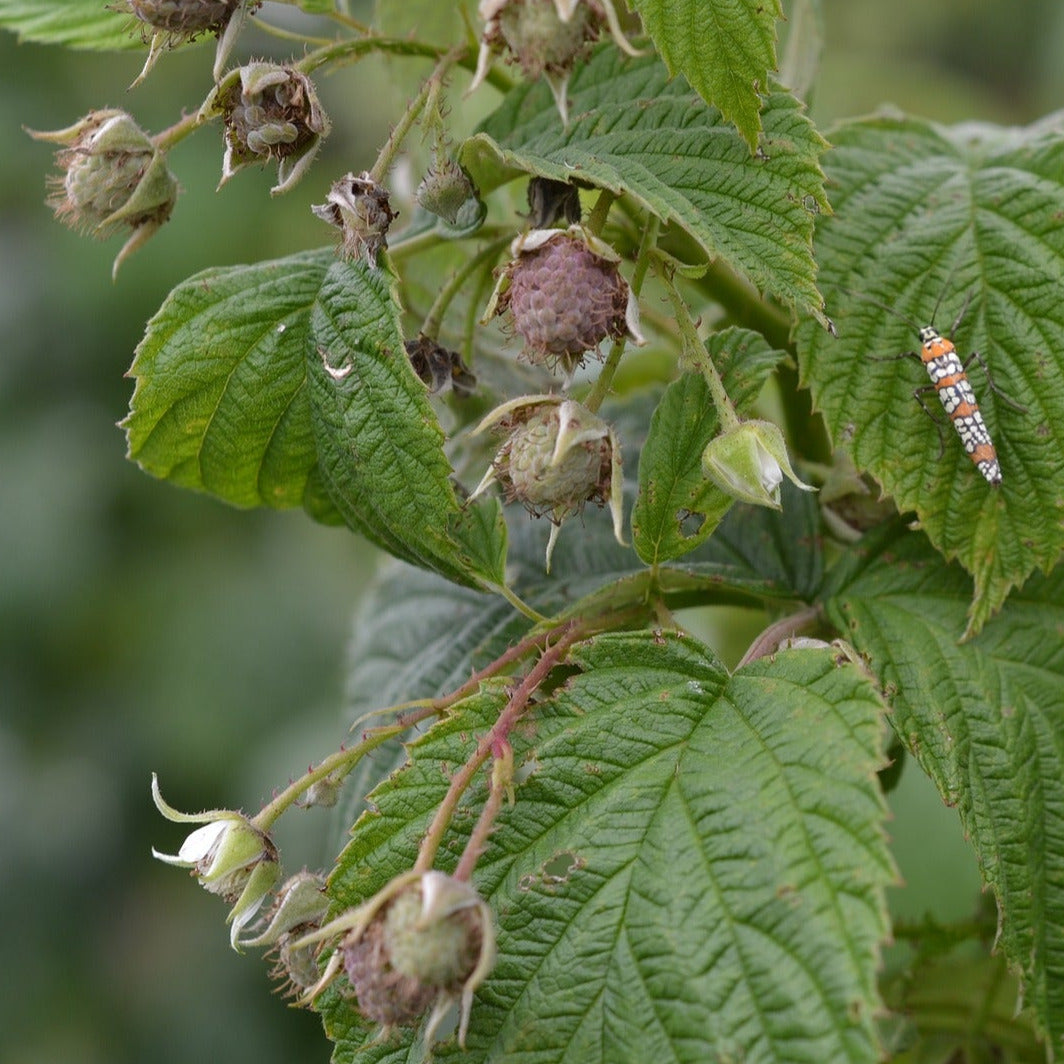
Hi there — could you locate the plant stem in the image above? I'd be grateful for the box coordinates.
[153,108,208,153]
[584,214,659,413]
[736,604,822,667]
[252,722,405,831]
[367,51,461,184]
[415,623,580,874]
[421,236,511,340]
[657,259,741,430]
[452,743,510,881]
[585,190,616,236]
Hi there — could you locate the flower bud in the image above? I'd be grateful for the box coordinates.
[470,395,624,569]
[151,774,280,948]
[30,110,178,277]
[312,172,397,268]
[484,225,644,380]
[243,871,330,992]
[702,419,815,510]
[205,63,329,195]
[415,156,483,228]
[295,870,495,1048]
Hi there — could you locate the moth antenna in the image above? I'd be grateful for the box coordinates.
[838,285,920,332]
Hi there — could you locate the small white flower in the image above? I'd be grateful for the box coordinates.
[151,774,280,948]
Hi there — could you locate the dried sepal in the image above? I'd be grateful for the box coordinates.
[312,172,397,268]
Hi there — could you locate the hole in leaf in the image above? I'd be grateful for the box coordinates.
[676,508,705,537]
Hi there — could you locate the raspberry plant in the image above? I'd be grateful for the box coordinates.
[5,1,1064,1061]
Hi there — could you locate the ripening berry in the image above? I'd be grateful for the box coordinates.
[486,226,643,379]
[126,0,240,36]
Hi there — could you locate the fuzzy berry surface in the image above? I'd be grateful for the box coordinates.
[502,234,629,363]
[498,406,611,514]
[497,0,601,78]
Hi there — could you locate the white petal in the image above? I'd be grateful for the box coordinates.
[177,821,229,863]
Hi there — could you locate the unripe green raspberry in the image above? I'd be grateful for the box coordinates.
[472,0,637,122]
[499,402,610,513]
[415,157,481,227]
[340,875,489,1030]
[471,395,626,568]
[30,110,178,275]
[495,0,602,79]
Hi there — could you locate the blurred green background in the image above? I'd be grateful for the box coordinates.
[1,2,1061,1061]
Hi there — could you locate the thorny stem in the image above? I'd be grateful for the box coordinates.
[415,623,581,874]
[153,108,207,153]
[584,213,659,413]
[421,236,512,340]
[452,742,511,881]
[296,36,514,94]
[464,256,498,365]
[585,189,616,237]
[251,722,405,832]
[387,623,571,731]
[657,258,741,431]
[367,51,462,185]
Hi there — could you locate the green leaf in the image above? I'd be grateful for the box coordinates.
[823,523,1064,1053]
[633,327,786,563]
[125,250,333,512]
[629,0,782,151]
[461,46,830,326]
[309,260,507,590]
[794,112,1064,634]
[324,633,892,1064]
[0,0,136,49]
